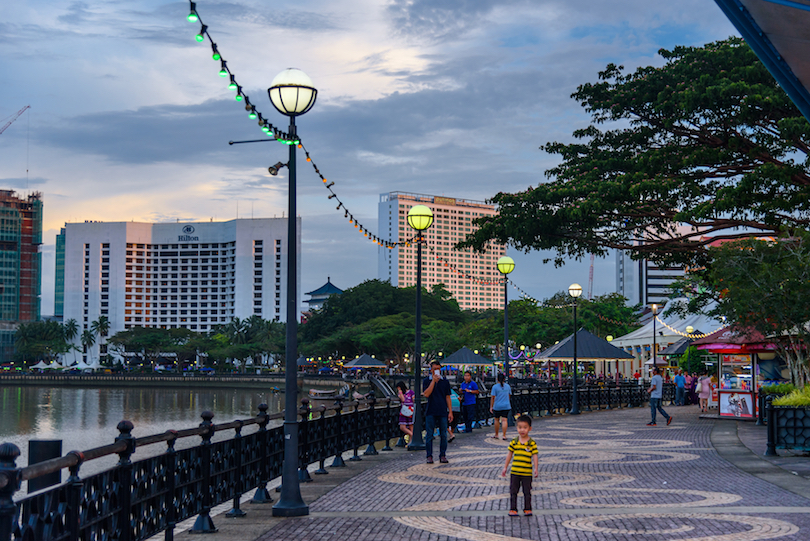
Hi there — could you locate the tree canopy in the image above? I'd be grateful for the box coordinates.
[460,38,810,267]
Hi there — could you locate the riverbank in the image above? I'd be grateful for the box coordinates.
[0,372,349,390]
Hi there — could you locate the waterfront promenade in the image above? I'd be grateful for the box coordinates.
[186,405,810,541]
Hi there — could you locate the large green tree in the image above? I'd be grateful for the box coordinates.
[461,38,810,267]
[674,233,810,386]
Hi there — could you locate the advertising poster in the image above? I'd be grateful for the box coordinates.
[719,391,755,418]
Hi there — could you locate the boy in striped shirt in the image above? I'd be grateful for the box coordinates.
[500,414,538,516]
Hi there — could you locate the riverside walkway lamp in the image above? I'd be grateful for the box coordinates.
[407,204,433,451]
[497,257,515,381]
[268,68,317,518]
[568,283,582,414]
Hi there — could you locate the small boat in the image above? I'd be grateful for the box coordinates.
[308,384,351,405]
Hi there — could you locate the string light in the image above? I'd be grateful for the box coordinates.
[655,316,728,339]
[186,1,297,143]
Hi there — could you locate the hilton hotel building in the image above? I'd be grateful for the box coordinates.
[57,218,300,342]
[378,192,505,310]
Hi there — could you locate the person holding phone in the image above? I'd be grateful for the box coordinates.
[423,360,453,464]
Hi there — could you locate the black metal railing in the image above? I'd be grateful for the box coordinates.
[0,386,650,541]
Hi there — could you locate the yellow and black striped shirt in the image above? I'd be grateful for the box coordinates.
[508,437,538,476]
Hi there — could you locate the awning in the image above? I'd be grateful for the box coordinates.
[441,347,494,366]
[343,354,387,368]
[537,329,635,362]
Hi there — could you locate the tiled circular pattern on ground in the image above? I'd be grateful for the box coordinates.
[559,487,742,508]
[562,513,800,540]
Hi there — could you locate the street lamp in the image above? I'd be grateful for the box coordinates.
[606,335,615,382]
[497,256,515,382]
[651,304,659,373]
[407,204,433,451]
[268,68,316,518]
[568,283,582,414]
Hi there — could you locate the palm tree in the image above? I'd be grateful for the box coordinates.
[81,329,96,364]
[91,316,110,365]
[63,319,79,366]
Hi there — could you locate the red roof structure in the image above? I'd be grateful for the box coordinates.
[692,326,777,354]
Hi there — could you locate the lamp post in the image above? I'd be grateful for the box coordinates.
[407,204,433,451]
[568,283,582,415]
[497,256,515,382]
[267,68,317,518]
[651,304,658,375]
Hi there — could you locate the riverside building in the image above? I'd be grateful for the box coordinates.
[0,190,43,362]
[56,218,300,346]
[378,192,505,311]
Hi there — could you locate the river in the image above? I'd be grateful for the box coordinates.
[0,385,288,494]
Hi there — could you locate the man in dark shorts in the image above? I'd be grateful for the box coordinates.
[423,360,452,464]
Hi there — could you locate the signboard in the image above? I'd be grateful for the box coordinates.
[434,197,456,206]
[718,390,755,418]
[721,354,749,366]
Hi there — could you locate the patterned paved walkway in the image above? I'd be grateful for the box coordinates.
[257,406,810,540]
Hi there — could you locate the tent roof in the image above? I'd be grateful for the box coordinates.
[441,346,494,366]
[610,301,724,349]
[714,0,810,122]
[343,354,386,368]
[30,361,49,369]
[692,326,770,346]
[297,356,315,366]
[659,336,699,357]
[538,329,634,361]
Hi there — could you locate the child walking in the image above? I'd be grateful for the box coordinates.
[500,414,538,516]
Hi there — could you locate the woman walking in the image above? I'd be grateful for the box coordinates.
[490,373,512,440]
[697,372,712,413]
[397,381,415,441]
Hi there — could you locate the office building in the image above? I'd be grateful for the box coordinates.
[615,249,685,307]
[56,218,300,358]
[378,192,505,311]
[0,190,43,362]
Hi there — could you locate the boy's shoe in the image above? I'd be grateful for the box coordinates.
[667,416,673,426]
[508,510,519,517]
[524,510,533,516]
[426,456,434,464]
[439,456,449,464]
[646,422,656,426]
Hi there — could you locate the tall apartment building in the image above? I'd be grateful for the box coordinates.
[615,249,685,306]
[378,192,505,311]
[0,190,43,362]
[56,218,300,360]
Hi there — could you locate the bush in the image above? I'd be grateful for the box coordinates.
[773,386,810,407]
[761,383,796,396]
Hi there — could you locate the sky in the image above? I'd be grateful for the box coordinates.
[0,0,738,316]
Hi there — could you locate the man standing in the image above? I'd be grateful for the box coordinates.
[423,360,452,464]
[674,369,686,406]
[647,366,672,426]
[460,370,479,433]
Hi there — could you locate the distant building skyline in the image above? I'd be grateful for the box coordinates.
[378,192,505,311]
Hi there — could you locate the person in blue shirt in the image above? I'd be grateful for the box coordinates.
[647,366,672,426]
[673,369,686,406]
[460,371,479,433]
[423,360,452,464]
[489,373,512,440]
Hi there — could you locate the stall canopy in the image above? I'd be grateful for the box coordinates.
[297,356,315,367]
[714,0,810,122]
[537,329,634,362]
[441,347,494,366]
[692,327,777,354]
[343,354,386,368]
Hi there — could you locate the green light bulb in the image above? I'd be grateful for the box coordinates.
[187,12,198,22]
[212,52,221,61]
[195,33,204,42]
[228,82,237,90]
[235,94,243,101]
[248,112,257,119]
[262,126,270,133]
[219,69,227,77]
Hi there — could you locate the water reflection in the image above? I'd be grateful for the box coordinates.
[0,386,286,493]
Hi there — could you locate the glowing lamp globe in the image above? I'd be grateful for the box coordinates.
[268,68,317,117]
[407,205,434,231]
[568,283,582,298]
[497,256,515,275]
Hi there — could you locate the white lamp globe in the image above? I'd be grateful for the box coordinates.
[568,283,583,298]
[268,68,317,117]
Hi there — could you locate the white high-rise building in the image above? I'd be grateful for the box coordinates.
[57,219,300,352]
[615,249,685,306]
[378,192,505,311]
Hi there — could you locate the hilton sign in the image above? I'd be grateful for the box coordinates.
[179,225,199,241]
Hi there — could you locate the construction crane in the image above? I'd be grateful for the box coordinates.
[0,105,30,135]
[587,253,595,300]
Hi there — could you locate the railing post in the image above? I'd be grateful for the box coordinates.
[164,431,178,541]
[65,451,84,540]
[349,400,363,462]
[756,392,765,426]
[314,405,330,475]
[765,396,778,457]
[0,443,21,541]
[585,386,592,411]
[190,411,217,533]
[226,421,247,518]
[298,399,313,483]
[364,396,379,456]
[250,404,273,503]
[115,420,136,541]
[381,398,394,451]
[330,398,347,468]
